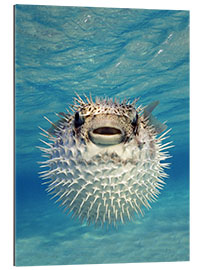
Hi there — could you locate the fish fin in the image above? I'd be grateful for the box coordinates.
[147,114,167,134]
[47,112,68,135]
[48,124,60,136]
[143,101,166,134]
[143,100,160,118]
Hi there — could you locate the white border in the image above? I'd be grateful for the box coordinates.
[1,1,203,270]
[3,0,192,10]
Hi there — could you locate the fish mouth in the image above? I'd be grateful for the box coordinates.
[89,126,125,145]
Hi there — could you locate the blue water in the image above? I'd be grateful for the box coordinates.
[14,5,189,266]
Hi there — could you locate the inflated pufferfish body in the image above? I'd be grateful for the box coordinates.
[39,94,172,227]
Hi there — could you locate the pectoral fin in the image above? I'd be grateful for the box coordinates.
[144,101,166,134]
[47,112,67,135]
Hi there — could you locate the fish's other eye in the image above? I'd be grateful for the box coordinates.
[132,113,138,127]
[74,112,84,128]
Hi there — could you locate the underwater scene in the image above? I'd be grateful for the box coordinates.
[14,5,189,266]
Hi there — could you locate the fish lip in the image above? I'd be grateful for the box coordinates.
[88,126,125,146]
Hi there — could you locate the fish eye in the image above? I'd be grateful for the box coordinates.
[132,113,138,127]
[74,112,84,128]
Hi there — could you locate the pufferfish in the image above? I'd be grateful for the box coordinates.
[38,94,172,227]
